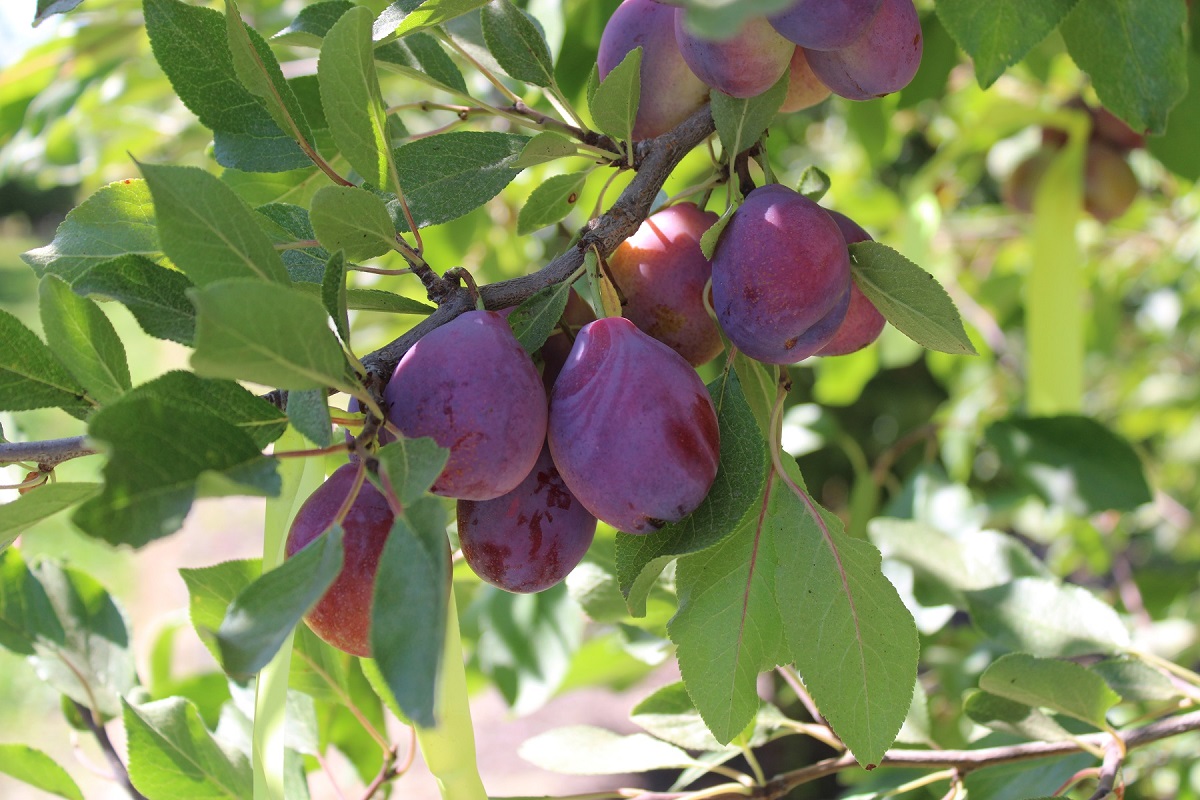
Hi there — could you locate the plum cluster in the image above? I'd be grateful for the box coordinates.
[1005,98,1143,223]
[599,0,923,139]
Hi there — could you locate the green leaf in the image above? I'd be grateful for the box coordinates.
[711,71,788,158]
[0,309,91,413]
[289,623,352,704]
[985,415,1153,514]
[223,0,314,148]
[772,459,918,767]
[119,371,288,450]
[630,682,725,752]
[590,46,641,143]
[20,179,159,283]
[1060,0,1188,135]
[1148,50,1200,180]
[286,390,333,448]
[850,241,977,355]
[125,697,252,800]
[319,6,393,189]
[180,559,262,663]
[481,0,555,87]
[516,172,588,235]
[290,282,436,315]
[140,162,290,287]
[273,1,354,46]
[190,279,350,391]
[73,395,280,547]
[0,483,101,553]
[963,690,1075,742]
[216,527,344,679]
[0,551,138,717]
[377,32,469,95]
[310,186,398,261]
[374,0,490,41]
[1092,658,1182,703]
[796,166,831,202]
[518,726,700,775]
[617,371,769,616]
[39,275,131,406]
[34,0,85,26]
[371,498,449,728]
[698,204,735,261]
[934,0,1079,88]
[371,438,450,508]
[72,255,197,345]
[0,744,83,800]
[513,131,579,169]
[391,131,529,230]
[868,518,1048,592]
[506,280,573,354]
[978,654,1120,729]
[965,577,1131,657]
[143,0,306,169]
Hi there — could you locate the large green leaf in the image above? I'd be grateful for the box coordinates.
[850,241,976,355]
[371,438,450,508]
[773,460,918,767]
[371,498,449,728]
[1148,50,1200,180]
[180,558,262,663]
[1060,0,1188,135]
[216,527,344,679]
[0,309,92,413]
[319,6,393,189]
[377,32,469,95]
[934,0,1080,88]
[0,550,137,718]
[141,162,290,287]
[125,697,252,800]
[391,131,529,230]
[374,0,490,41]
[985,415,1153,514]
[38,275,131,406]
[711,73,788,159]
[617,371,769,616]
[0,744,84,800]
[21,179,159,283]
[309,186,398,261]
[0,484,101,553]
[273,1,354,46]
[481,0,555,87]
[963,690,1075,743]
[978,654,1120,730]
[516,172,588,235]
[189,279,350,391]
[590,46,640,143]
[73,394,280,547]
[73,255,197,345]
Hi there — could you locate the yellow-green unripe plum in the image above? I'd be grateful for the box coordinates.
[1084,143,1138,223]
[769,0,885,50]
[805,0,922,101]
[457,443,597,594]
[711,184,851,364]
[384,310,548,501]
[674,12,795,99]
[608,202,723,367]
[779,48,833,113]
[816,210,886,356]
[286,463,394,657]
[598,0,710,140]
[548,318,720,534]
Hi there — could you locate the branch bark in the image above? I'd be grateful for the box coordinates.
[72,700,147,800]
[0,436,95,468]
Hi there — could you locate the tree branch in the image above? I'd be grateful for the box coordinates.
[0,436,96,468]
[72,700,147,800]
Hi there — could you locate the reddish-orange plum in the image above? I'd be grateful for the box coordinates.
[779,48,833,113]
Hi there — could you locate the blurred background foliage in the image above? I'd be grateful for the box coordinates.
[1,0,1198,798]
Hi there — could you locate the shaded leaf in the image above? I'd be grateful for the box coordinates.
[513,132,579,169]
[0,483,102,553]
[73,255,197,345]
[38,275,131,406]
[978,654,1120,729]
[934,0,1080,88]
[371,438,450,508]
[506,279,573,353]
[481,0,555,87]
[180,559,261,663]
[711,72,788,158]
[0,309,91,414]
[963,690,1075,742]
[286,390,333,448]
[310,186,398,261]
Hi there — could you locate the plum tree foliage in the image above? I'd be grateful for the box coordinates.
[0,0,1198,799]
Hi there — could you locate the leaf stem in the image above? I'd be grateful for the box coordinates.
[72,701,147,800]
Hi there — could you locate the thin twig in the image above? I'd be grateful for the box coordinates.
[72,701,148,800]
[0,436,96,467]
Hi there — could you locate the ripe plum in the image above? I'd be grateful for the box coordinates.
[805,0,922,101]
[548,317,719,534]
[674,13,794,98]
[286,463,394,657]
[384,310,547,501]
[779,48,833,112]
[458,443,596,593]
[608,202,723,367]
[710,184,851,363]
[769,0,885,51]
[816,210,886,356]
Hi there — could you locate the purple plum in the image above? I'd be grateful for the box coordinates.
[674,11,795,99]
[769,0,885,51]
[816,210,886,356]
[804,0,922,101]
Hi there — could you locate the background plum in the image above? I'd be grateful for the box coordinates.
[1084,143,1139,222]
[286,463,395,657]
[548,317,719,534]
[769,0,885,51]
[711,184,851,363]
[608,202,723,367]
[779,48,833,113]
[539,290,598,392]
[816,210,886,356]
[674,13,794,98]
[805,0,922,101]
[598,0,710,139]
[457,443,596,594]
[385,310,547,501]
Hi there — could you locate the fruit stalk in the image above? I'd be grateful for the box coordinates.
[414,589,488,800]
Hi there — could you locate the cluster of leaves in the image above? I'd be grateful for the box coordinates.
[1,0,1198,799]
